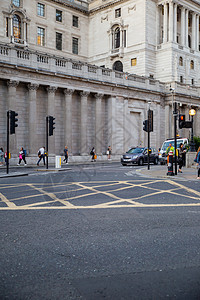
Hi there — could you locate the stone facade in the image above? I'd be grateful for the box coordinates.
[0,0,200,160]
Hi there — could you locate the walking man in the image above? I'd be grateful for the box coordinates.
[63,146,68,164]
[37,146,45,166]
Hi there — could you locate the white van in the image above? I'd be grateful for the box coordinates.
[159,138,188,164]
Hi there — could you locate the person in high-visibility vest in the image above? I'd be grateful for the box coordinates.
[166,143,174,176]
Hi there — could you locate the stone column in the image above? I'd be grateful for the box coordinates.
[64,89,74,153]
[192,12,196,50]
[165,104,170,139]
[196,15,199,51]
[169,0,174,42]
[181,7,185,46]
[123,98,129,153]
[185,9,189,47]
[95,93,103,155]
[163,2,168,43]
[107,96,116,155]
[80,91,89,155]
[7,80,19,154]
[173,3,177,42]
[47,86,57,154]
[28,83,39,155]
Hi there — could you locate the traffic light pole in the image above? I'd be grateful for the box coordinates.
[6,111,9,174]
[174,102,177,175]
[148,127,150,170]
[46,116,48,170]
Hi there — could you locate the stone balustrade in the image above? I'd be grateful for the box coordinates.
[1,43,200,98]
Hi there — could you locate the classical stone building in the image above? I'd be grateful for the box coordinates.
[0,0,200,161]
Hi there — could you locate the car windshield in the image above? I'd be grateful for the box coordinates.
[161,140,184,151]
[127,148,144,154]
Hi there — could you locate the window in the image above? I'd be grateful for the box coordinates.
[72,37,78,54]
[179,57,183,66]
[191,79,194,85]
[13,14,21,43]
[56,32,62,50]
[37,3,45,17]
[56,10,62,22]
[73,16,79,28]
[115,8,121,18]
[113,60,123,72]
[180,76,183,83]
[6,17,9,37]
[13,0,20,6]
[37,27,45,46]
[114,27,120,48]
[190,60,194,69]
[131,58,137,66]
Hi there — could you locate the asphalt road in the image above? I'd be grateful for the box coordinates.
[0,163,200,299]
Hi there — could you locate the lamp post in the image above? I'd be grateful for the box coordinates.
[189,108,196,152]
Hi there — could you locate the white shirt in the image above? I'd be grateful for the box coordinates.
[39,147,45,155]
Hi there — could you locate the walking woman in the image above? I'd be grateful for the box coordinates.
[196,147,200,179]
[0,148,4,166]
[17,147,27,166]
[178,143,185,173]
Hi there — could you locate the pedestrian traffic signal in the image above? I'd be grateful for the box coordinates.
[49,116,55,136]
[10,110,18,134]
[143,120,148,132]
[179,114,185,129]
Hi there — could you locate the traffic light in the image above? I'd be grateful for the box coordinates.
[148,110,153,132]
[10,110,18,134]
[179,114,185,129]
[49,116,55,136]
[143,120,148,132]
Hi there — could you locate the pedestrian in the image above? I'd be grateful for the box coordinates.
[196,147,200,179]
[63,146,68,164]
[166,143,174,176]
[178,143,185,173]
[107,146,112,160]
[0,148,4,166]
[90,147,96,162]
[4,151,8,164]
[37,146,45,166]
[17,147,27,166]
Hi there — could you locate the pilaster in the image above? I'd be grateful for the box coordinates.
[169,0,174,42]
[46,86,57,154]
[181,7,185,46]
[80,91,89,155]
[95,93,103,155]
[108,96,116,154]
[64,89,74,153]
[163,2,168,43]
[28,83,39,154]
[192,12,196,50]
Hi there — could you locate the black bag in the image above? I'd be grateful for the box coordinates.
[38,150,41,157]
[90,150,93,155]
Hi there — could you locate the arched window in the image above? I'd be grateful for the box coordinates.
[113,60,123,72]
[190,60,194,69]
[114,27,120,48]
[13,14,21,43]
[179,56,183,66]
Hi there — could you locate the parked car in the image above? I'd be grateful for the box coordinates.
[159,138,188,165]
[121,147,159,166]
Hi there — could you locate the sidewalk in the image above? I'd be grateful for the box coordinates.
[0,160,118,178]
[137,165,198,181]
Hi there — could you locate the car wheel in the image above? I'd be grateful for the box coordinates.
[154,157,158,165]
[138,158,143,166]
[122,163,127,166]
